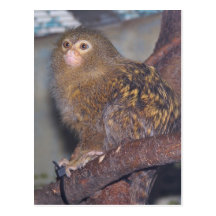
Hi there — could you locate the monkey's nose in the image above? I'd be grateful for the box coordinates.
[64,49,82,67]
[69,49,80,57]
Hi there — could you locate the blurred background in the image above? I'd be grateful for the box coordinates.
[34,10,181,204]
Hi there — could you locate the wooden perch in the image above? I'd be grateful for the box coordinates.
[145,37,180,67]
[83,169,158,204]
[145,10,181,96]
[35,133,180,204]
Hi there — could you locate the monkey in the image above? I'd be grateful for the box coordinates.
[51,27,180,177]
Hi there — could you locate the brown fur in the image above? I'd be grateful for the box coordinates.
[51,27,180,169]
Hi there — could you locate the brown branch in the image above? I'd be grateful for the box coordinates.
[35,133,180,204]
[82,169,158,204]
[145,37,181,67]
[145,10,181,96]
[154,10,181,51]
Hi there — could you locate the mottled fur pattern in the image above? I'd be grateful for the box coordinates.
[102,62,180,150]
[51,27,180,168]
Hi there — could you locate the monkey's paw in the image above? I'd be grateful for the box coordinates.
[58,151,104,177]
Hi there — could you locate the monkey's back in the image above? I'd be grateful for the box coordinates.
[102,62,180,149]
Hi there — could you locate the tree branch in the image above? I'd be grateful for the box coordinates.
[35,133,180,204]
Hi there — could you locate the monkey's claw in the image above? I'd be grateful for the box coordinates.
[57,158,77,177]
[58,158,69,167]
[57,151,104,177]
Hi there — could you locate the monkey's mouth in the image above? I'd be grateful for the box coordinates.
[64,51,82,67]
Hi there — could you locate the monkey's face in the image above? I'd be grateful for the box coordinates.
[52,27,122,85]
[61,38,93,68]
[53,28,121,70]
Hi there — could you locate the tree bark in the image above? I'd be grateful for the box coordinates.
[35,133,181,204]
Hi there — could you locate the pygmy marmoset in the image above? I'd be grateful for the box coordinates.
[51,27,180,176]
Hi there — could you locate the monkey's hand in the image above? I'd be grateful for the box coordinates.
[58,150,104,177]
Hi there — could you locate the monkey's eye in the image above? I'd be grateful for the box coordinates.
[63,41,71,48]
[80,43,89,50]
